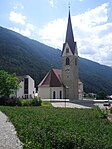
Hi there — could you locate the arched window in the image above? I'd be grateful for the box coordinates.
[66,48,69,53]
[60,91,62,99]
[66,57,70,65]
[53,91,56,99]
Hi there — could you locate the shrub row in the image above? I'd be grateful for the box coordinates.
[0,97,42,106]
[17,97,42,106]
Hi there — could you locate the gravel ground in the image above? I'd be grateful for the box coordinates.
[0,111,23,149]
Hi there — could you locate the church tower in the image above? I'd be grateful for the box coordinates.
[62,10,79,100]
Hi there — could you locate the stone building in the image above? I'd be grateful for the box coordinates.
[61,10,79,100]
[38,10,83,100]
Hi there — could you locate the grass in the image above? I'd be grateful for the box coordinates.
[0,106,112,149]
[41,101,52,107]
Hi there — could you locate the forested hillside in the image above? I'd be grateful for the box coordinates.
[0,26,61,85]
[78,58,112,94]
[0,26,112,94]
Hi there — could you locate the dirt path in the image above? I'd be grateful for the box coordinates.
[0,111,23,149]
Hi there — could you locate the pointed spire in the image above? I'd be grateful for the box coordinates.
[62,6,76,55]
[65,8,74,44]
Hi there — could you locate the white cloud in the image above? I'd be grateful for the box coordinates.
[10,23,35,37]
[39,3,112,66]
[13,2,24,10]
[9,9,37,38]
[9,11,26,25]
[39,18,66,48]
[9,6,37,38]
[49,0,57,7]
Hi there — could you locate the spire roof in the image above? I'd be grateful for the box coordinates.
[65,10,74,44]
[62,10,76,55]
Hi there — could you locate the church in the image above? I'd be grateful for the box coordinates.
[38,10,83,100]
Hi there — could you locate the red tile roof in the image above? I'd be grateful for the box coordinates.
[38,69,64,87]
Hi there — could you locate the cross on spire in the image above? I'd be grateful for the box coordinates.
[65,5,76,54]
[69,1,70,10]
[62,3,76,55]
[65,6,74,44]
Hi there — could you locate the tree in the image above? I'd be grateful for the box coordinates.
[96,91,107,100]
[0,70,19,97]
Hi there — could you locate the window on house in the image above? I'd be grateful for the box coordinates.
[66,57,70,65]
[66,48,69,53]
[24,78,28,94]
[25,95,28,99]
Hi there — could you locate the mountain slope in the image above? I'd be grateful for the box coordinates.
[0,26,112,94]
[78,58,112,94]
[0,26,61,85]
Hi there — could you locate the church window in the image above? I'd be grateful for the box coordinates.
[66,57,70,65]
[53,91,56,99]
[60,91,62,99]
[75,58,77,66]
[66,48,69,53]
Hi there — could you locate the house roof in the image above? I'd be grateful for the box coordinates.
[62,10,76,55]
[38,69,64,87]
[17,76,24,83]
[17,75,32,83]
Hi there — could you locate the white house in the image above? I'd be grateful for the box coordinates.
[11,75,36,99]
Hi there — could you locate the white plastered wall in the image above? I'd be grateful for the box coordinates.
[38,86,64,99]
[27,75,36,98]
[16,75,36,99]
[38,87,51,99]
[17,80,24,98]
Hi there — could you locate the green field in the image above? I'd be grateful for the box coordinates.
[0,106,112,149]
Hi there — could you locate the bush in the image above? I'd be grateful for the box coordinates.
[0,96,18,106]
[110,108,112,114]
[21,99,32,106]
[32,97,42,106]
[16,97,42,106]
[0,97,42,106]
[96,91,107,99]
[6,97,18,106]
[0,96,9,105]
[94,106,108,119]
[16,99,22,106]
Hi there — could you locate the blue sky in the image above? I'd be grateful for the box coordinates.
[0,0,112,67]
